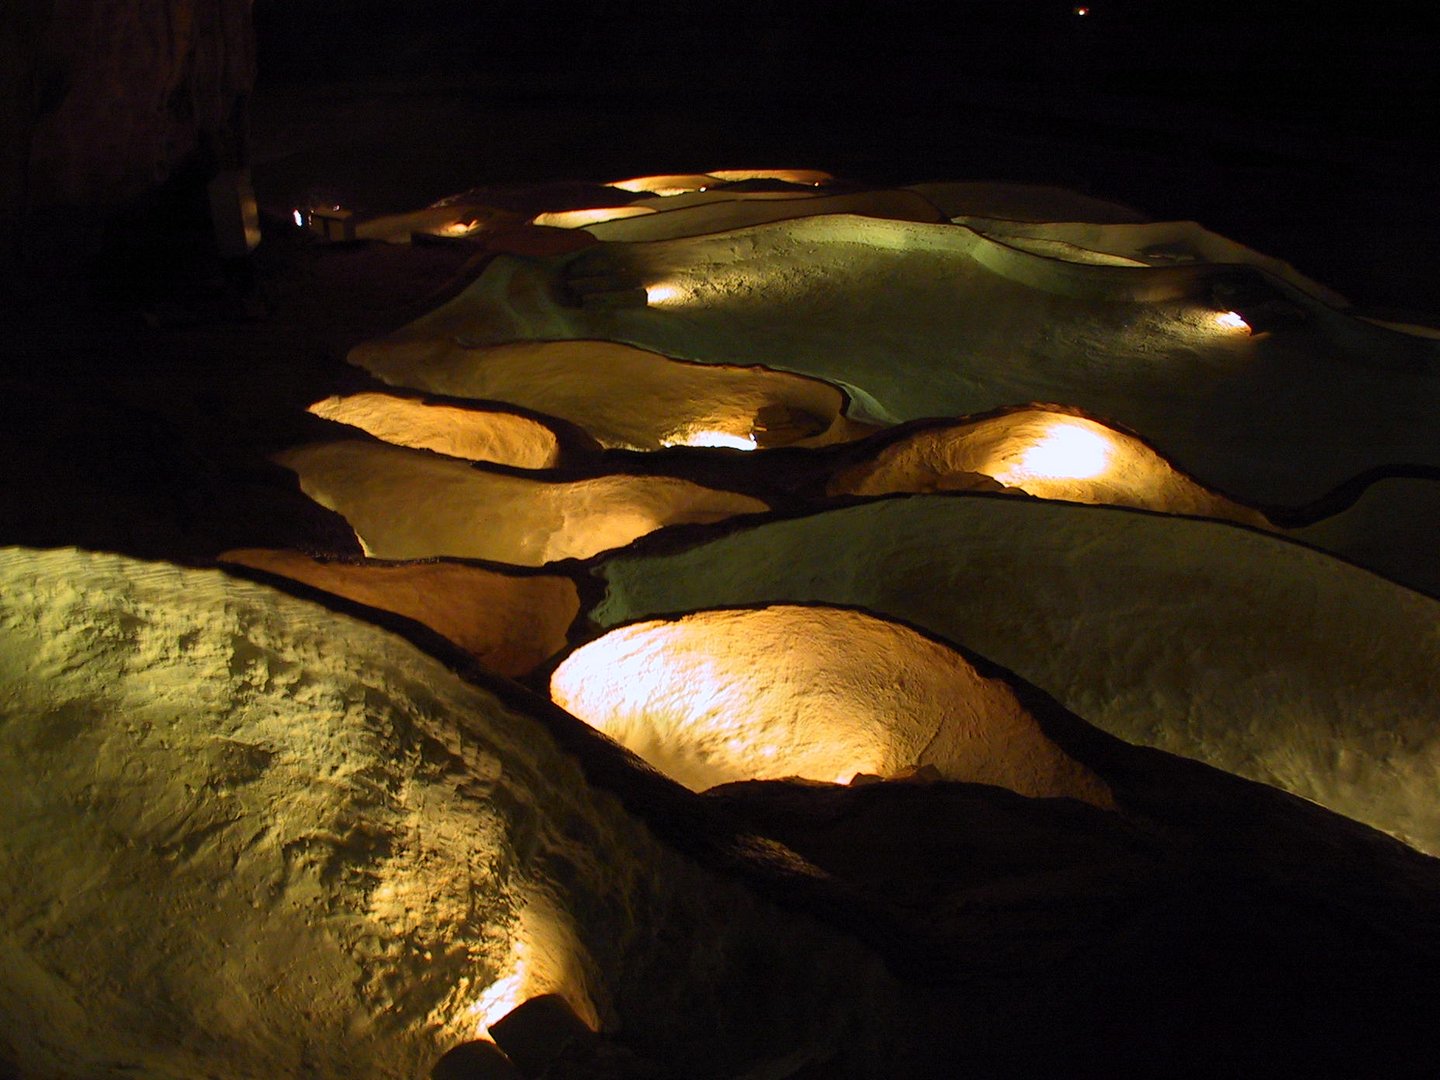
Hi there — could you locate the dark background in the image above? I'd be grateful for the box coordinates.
[246,1,1440,316]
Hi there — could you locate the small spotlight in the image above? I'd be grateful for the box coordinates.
[438,220,480,238]
[291,208,304,228]
[1074,5,1090,14]
[1215,310,1250,332]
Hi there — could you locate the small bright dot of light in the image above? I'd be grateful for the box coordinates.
[291,209,303,227]
[645,284,680,306]
[1215,310,1249,331]
[1074,6,1090,15]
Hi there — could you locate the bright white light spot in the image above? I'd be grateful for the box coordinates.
[645,283,682,306]
[533,206,656,229]
[469,939,528,1036]
[663,430,758,451]
[1074,5,1090,14]
[1215,310,1250,332]
[439,220,481,237]
[291,209,304,228]
[996,423,1111,484]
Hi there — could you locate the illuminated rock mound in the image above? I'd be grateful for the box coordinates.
[606,170,832,196]
[219,548,580,677]
[536,189,831,231]
[550,604,1112,806]
[532,205,657,229]
[591,496,1440,854]
[353,204,521,245]
[0,547,881,1080]
[375,213,1438,505]
[273,439,767,563]
[308,391,567,469]
[829,407,1267,525]
[351,338,867,451]
[951,217,1348,305]
[571,189,946,243]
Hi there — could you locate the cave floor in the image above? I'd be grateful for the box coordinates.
[2,70,1438,1079]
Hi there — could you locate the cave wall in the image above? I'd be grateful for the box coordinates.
[1,0,255,273]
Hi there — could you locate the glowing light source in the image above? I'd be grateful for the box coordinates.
[662,430,758,451]
[438,219,481,237]
[291,208,304,228]
[994,422,1112,484]
[645,283,682,306]
[1074,5,1090,14]
[1216,310,1250,332]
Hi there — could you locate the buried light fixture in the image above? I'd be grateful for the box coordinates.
[1215,310,1251,332]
